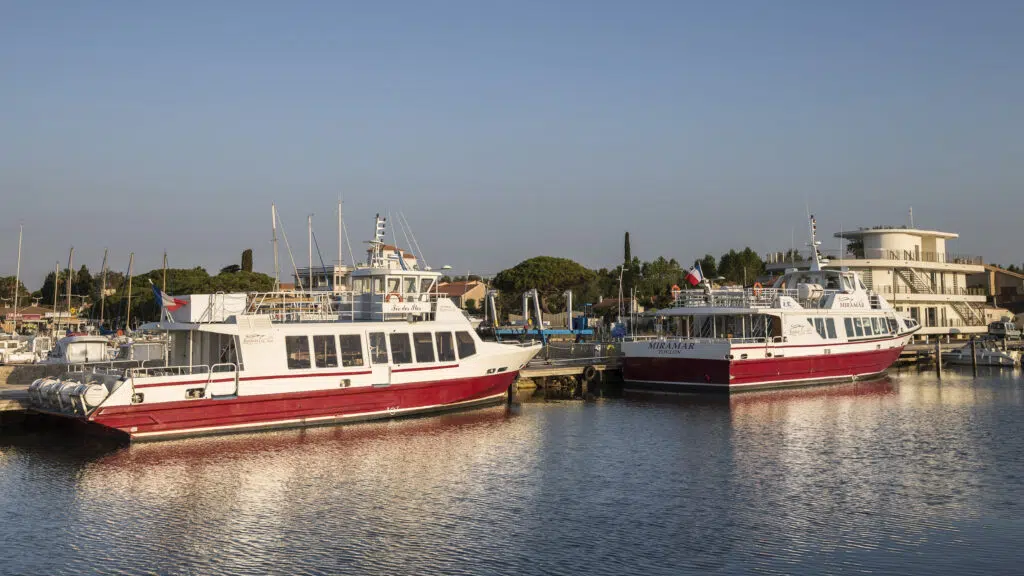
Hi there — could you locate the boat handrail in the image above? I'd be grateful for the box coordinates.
[674,287,843,309]
[130,364,212,379]
[244,290,451,323]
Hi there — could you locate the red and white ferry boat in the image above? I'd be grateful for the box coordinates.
[28,216,541,441]
[622,217,921,392]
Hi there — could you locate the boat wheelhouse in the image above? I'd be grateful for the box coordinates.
[28,215,541,441]
[622,217,921,392]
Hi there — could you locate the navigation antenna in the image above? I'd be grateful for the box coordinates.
[807,214,829,272]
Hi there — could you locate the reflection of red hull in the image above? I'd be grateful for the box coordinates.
[624,347,905,392]
[87,372,519,441]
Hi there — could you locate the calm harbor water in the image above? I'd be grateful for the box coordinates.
[1,369,1022,575]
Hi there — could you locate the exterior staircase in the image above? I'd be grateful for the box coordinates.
[950,301,986,326]
[895,268,985,327]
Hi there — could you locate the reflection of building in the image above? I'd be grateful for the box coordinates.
[438,281,486,309]
[967,265,1024,313]
[767,225,986,339]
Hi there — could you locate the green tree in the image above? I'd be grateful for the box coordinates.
[220,264,241,275]
[0,276,31,305]
[464,298,478,314]
[241,249,254,273]
[492,256,595,316]
[74,265,93,297]
[717,248,764,286]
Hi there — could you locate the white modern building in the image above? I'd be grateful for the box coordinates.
[767,226,986,340]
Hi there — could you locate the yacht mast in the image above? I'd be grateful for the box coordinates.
[125,252,134,332]
[308,214,313,293]
[99,248,108,328]
[271,204,280,290]
[52,261,59,334]
[65,247,74,331]
[12,224,22,332]
[337,199,343,267]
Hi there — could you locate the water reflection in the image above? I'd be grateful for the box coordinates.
[0,374,1021,575]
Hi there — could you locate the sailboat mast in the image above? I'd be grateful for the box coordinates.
[272,204,280,290]
[337,200,343,266]
[66,247,74,332]
[162,251,167,293]
[100,248,108,327]
[52,261,60,334]
[125,252,134,332]
[12,224,22,331]
[308,214,313,293]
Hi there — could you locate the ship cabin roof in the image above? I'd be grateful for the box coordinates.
[770,268,866,293]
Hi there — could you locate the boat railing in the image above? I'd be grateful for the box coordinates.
[129,364,212,379]
[676,288,839,309]
[245,290,450,323]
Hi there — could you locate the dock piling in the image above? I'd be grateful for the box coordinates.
[971,337,978,377]
[935,339,942,378]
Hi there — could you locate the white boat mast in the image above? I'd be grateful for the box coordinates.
[308,214,313,293]
[100,248,108,327]
[271,204,281,290]
[52,261,59,334]
[125,252,134,332]
[65,247,74,329]
[807,215,829,272]
[337,199,343,267]
[12,223,22,331]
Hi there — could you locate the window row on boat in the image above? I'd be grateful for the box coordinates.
[283,330,477,370]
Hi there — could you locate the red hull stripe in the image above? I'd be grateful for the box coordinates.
[134,370,376,389]
[90,371,517,438]
[624,346,904,389]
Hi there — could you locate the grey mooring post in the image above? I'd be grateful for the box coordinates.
[971,337,978,376]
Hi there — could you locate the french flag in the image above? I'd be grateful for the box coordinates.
[150,281,187,311]
[685,264,704,287]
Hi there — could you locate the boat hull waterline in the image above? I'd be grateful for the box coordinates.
[50,371,521,441]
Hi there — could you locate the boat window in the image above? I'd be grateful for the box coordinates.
[824,273,841,291]
[853,318,864,337]
[404,277,418,294]
[387,277,401,294]
[436,332,456,362]
[420,278,436,293]
[390,333,412,364]
[863,318,874,336]
[843,318,854,338]
[353,277,370,294]
[814,318,826,338]
[857,278,867,291]
[373,276,385,294]
[413,332,435,363]
[456,331,476,359]
[826,319,837,339]
[842,276,855,291]
[339,334,363,367]
[312,335,338,368]
[887,318,899,333]
[369,332,388,364]
[286,336,311,369]
[872,318,882,334]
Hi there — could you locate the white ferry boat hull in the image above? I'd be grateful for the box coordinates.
[623,338,907,392]
[85,370,521,441]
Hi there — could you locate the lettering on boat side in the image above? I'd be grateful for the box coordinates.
[242,334,275,345]
[647,342,696,353]
[835,295,866,309]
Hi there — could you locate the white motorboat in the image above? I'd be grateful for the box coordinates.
[942,340,1019,367]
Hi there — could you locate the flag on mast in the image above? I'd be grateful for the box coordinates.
[685,263,704,286]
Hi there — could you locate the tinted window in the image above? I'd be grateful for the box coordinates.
[814,318,825,338]
[826,319,837,339]
[413,332,435,363]
[853,318,864,337]
[313,335,338,368]
[844,318,854,339]
[369,332,388,364]
[863,318,873,336]
[887,318,899,333]
[286,336,311,369]
[390,333,412,364]
[456,331,476,359]
[436,332,456,362]
[339,334,364,367]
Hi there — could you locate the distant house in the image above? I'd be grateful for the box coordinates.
[968,265,1024,313]
[438,281,486,309]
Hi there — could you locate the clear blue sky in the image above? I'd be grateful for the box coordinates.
[2,1,1022,289]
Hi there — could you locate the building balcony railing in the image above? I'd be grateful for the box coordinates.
[883,285,988,297]
[765,249,983,266]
